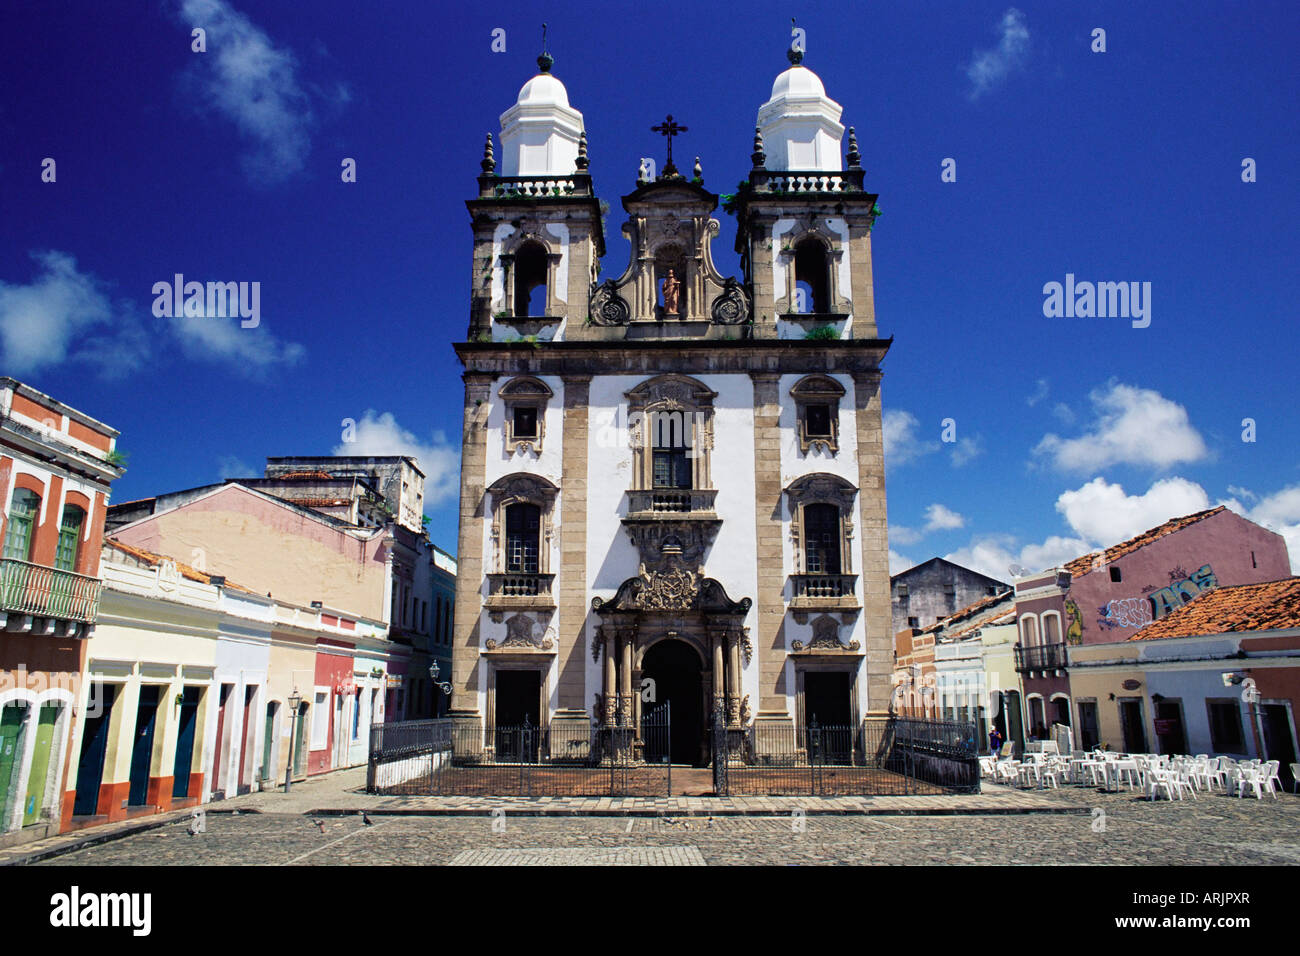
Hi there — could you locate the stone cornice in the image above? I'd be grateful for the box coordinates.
[455,338,892,377]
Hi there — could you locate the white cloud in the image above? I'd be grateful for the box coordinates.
[1055,476,1210,546]
[883,409,938,468]
[174,315,306,372]
[1034,382,1208,472]
[1051,403,1075,425]
[890,525,922,546]
[333,410,460,509]
[0,251,149,378]
[217,455,253,480]
[1026,378,1048,407]
[1226,484,1258,503]
[966,8,1030,100]
[924,503,966,531]
[945,533,1088,582]
[950,435,983,467]
[177,0,316,182]
[889,549,916,576]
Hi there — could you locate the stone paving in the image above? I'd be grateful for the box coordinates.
[9,768,1299,866]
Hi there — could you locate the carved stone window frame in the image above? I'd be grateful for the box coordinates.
[499,376,553,455]
[786,473,858,575]
[779,222,846,315]
[487,473,559,574]
[498,230,563,320]
[790,374,846,455]
[624,374,718,492]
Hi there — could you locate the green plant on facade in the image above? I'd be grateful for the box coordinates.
[105,449,129,469]
[804,324,840,341]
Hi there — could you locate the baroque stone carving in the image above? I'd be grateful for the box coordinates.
[740,628,753,666]
[740,694,752,725]
[791,615,861,652]
[639,567,701,610]
[710,277,750,324]
[588,279,630,326]
[485,614,555,651]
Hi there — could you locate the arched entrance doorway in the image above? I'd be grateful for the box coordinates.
[641,639,706,766]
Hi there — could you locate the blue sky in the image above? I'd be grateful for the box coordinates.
[2,1,1297,578]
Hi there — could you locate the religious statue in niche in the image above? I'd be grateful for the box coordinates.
[661,269,682,316]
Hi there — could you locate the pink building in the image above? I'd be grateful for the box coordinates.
[1012,507,1290,740]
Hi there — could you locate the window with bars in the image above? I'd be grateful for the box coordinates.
[803,503,842,575]
[2,489,40,562]
[505,503,541,574]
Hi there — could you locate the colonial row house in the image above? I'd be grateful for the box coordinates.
[61,540,389,833]
[0,378,121,847]
[449,45,893,766]
[895,506,1291,761]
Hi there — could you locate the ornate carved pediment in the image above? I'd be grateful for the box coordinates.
[624,373,717,410]
[485,613,555,651]
[592,574,750,616]
[791,615,861,653]
[487,472,559,507]
[621,520,720,571]
[785,472,857,510]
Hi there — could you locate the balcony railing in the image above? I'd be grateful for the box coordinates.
[625,489,718,516]
[1014,642,1068,673]
[481,175,591,200]
[485,573,556,608]
[763,171,863,194]
[791,574,858,601]
[0,558,102,624]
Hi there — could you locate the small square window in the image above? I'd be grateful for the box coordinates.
[514,406,538,438]
[805,403,833,438]
[1109,566,1122,583]
[907,616,919,628]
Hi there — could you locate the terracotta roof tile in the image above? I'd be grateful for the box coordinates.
[925,589,1015,635]
[1128,576,1300,640]
[104,539,256,594]
[1064,506,1226,578]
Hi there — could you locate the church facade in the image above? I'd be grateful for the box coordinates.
[449,47,892,765]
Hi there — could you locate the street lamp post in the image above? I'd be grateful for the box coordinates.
[284,689,303,793]
[430,660,452,716]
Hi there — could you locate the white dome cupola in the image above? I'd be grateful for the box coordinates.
[498,52,585,177]
[756,47,844,172]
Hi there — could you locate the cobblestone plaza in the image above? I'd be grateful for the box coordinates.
[18,770,1299,866]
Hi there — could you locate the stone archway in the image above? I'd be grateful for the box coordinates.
[640,638,707,766]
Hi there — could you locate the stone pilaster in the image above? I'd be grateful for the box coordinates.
[557,376,591,715]
[852,370,892,715]
[750,372,790,727]
[450,372,494,724]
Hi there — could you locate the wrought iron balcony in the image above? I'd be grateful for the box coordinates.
[1014,642,1068,673]
[790,573,859,607]
[0,558,102,625]
[625,488,718,517]
[484,572,556,610]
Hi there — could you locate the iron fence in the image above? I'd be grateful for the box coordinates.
[712,713,980,796]
[367,706,672,797]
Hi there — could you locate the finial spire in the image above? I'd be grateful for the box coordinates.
[576,130,589,171]
[751,126,766,168]
[693,156,702,180]
[481,132,496,174]
[846,127,861,168]
[537,22,553,73]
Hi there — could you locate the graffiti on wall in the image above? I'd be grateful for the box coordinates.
[1096,564,1218,630]
[1064,597,1084,645]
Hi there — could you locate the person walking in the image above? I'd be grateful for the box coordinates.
[989,726,1003,757]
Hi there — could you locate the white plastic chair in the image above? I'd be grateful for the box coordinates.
[1236,767,1267,800]
[1290,763,1300,794]
[1261,761,1282,799]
